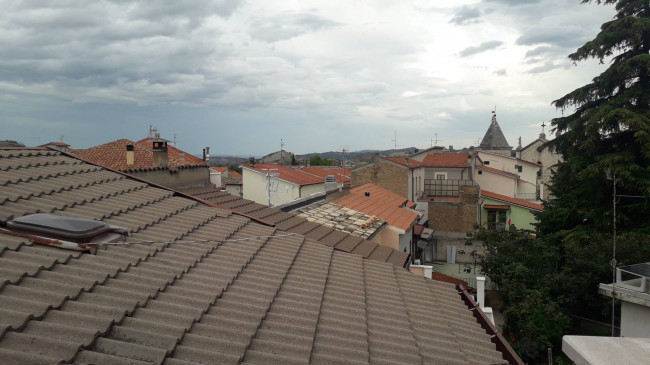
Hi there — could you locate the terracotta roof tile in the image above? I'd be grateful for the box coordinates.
[421,153,471,168]
[0,147,517,365]
[333,183,419,231]
[243,164,324,186]
[299,167,351,184]
[72,138,206,171]
[209,167,228,173]
[481,190,544,211]
[478,165,519,179]
[385,157,423,167]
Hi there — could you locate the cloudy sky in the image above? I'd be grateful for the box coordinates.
[2,0,615,157]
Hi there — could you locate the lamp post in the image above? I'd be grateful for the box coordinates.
[607,169,616,336]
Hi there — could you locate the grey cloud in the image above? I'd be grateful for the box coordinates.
[250,13,341,42]
[483,0,540,5]
[516,26,589,48]
[527,62,566,74]
[494,69,507,76]
[459,41,503,57]
[525,46,554,58]
[450,6,481,25]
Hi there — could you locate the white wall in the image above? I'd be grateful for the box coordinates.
[399,226,413,253]
[242,168,326,206]
[242,168,300,206]
[209,171,222,187]
[474,170,517,197]
[225,184,242,197]
[621,301,650,338]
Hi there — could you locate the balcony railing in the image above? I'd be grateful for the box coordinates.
[423,179,476,197]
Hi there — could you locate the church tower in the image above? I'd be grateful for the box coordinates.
[478,111,512,156]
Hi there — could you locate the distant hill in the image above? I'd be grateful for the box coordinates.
[299,147,420,161]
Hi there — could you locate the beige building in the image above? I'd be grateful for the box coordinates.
[521,130,561,199]
[475,151,542,201]
[241,163,333,207]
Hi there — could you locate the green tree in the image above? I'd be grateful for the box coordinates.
[544,0,650,239]
[468,228,570,363]
[291,153,297,166]
[309,155,334,166]
[540,0,650,323]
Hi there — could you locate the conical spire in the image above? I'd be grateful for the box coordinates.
[479,113,511,150]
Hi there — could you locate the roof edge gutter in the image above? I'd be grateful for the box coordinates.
[456,284,524,365]
[49,147,275,227]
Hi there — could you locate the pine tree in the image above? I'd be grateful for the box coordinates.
[543,0,650,239]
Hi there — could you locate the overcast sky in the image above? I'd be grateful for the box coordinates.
[2,0,615,157]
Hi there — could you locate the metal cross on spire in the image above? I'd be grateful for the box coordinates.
[541,121,546,133]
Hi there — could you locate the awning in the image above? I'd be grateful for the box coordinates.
[484,205,509,210]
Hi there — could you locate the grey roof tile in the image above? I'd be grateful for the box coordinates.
[74,349,152,365]
[0,149,517,364]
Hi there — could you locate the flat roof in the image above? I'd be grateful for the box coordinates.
[563,335,650,365]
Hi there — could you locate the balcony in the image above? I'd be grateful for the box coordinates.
[599,263,650,305]
[422,179,477,199]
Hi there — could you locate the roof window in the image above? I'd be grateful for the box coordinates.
[6,213,127,252]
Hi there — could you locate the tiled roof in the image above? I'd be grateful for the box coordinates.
[478,165,519,179]
[243,164,324,186]
[334,183,419,231]
[72,139,206,171]
[227,171,242,179]
[136,138,206,167]
[296,202,385,239]
[385,157,424,168]
[209,167,228,173]
[179,186,409,267]
[421,153,470,168]
[481,190,544,211]
[300,167,351,185]
[0,148,511,365]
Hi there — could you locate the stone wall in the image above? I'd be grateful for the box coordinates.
[351,158,409,198]
[429,202,478,232]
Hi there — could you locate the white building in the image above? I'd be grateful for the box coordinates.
[241,163,335,207]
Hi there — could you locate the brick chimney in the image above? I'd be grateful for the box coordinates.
[126,144,134,166]
[151,133,169,168]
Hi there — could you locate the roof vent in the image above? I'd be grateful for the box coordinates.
[365,191,370,197]
[6,213,127,252]
[325,175,336,183]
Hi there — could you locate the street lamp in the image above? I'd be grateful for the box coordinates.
[606,169,617,336]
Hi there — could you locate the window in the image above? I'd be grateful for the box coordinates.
[486,209,507,230]
[484,161,490,165]
[435,172,447,180]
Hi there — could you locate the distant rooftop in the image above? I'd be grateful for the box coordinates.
[295,202,385,240]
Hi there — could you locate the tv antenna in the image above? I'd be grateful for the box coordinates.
[173,133,177,146]
[431,133,443,147]
[280,138,286,163]
[391,131,405,150]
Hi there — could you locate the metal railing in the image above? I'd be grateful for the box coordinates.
[423,179,476,197]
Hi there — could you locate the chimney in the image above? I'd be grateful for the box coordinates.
[449,145,453,152]
[476,276,486,308]
[126,144,134,166]
[249,157,255,167]
[204,147,210,164]
[151,133,169,168]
